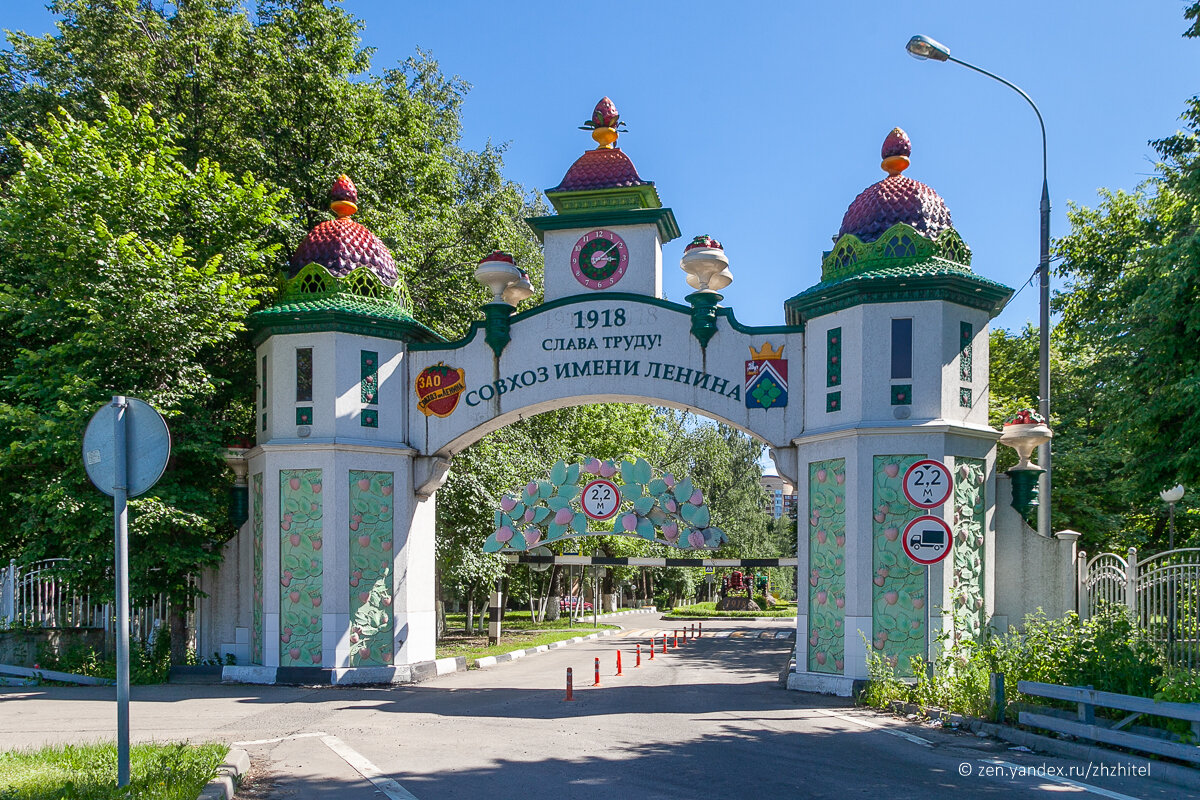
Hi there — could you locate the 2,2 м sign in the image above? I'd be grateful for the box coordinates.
[903,459,953,509]
[581,478,620,520]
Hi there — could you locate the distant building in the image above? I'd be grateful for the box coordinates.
[760,474,797,520]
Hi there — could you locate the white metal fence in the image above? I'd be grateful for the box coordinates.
[1078,547,1200,670]
[1,558,175,644]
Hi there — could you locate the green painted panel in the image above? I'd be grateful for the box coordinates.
[951,458,986,642]
[251,473,263,665]
[280,469,323,667]
[959,321,974,382]
[826,328,841,388]
[361,351,378,405]
[349,471,394,666]
[873,455,925,676]
[808,459,846,674]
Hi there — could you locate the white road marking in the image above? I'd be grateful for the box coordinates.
[980,759,1145,800]
[321,735,420,800]
[232,731,328,746]
[813,708,933,748]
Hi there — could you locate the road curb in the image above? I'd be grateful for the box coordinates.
[886,701,1200,792]
[594,607,657,619]
[220,656,468,686]
[662,615,797,623]
[196,747,249,800]
[474,630,617,669]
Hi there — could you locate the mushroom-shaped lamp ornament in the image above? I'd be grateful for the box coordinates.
[502,269,534,306]
[680,235,732,293]
[999,408,1052,469]
[474,250,523,303]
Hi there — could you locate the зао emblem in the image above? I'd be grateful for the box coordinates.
[745,343,788,409]
[416,362,466,417]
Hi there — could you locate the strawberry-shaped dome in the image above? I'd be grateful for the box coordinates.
[290,175,398,286]
[837,128,953,243]
[549,97,649,193]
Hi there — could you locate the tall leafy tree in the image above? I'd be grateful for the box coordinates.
[1046,4,1200,550]
[1,0,545,336]
[0,0,546,656]
[0,103,290,623]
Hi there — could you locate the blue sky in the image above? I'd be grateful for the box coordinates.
[3,1,1198,334]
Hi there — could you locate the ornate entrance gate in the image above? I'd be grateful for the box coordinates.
[225,101,1012,694]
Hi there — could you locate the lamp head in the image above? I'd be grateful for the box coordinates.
[906,34,951,62]
[1161,484,1185,504]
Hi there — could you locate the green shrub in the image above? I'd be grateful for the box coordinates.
[38,632,172,685]
[860,607,1171,725]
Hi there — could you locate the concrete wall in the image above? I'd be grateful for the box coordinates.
[0,628,106,668]
[196,527,251,664]
[992,474,1078,632]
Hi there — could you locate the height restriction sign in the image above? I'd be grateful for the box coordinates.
[581,478,620,520]
[902,459,953,509]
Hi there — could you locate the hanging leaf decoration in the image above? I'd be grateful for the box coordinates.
[484,456,727,552]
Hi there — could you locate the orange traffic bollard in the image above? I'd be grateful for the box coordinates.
[636,644,641,667]
[616,650,623,676]
[594,657,600,686]
[673,633,679,649]
[565,667,574,701]
[698,622,703,638]
[649,638,655,659]
[661,636,667,655]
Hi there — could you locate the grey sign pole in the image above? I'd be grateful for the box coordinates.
[83,395,169,789]
[112,396,131,787]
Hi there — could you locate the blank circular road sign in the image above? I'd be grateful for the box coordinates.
[83,397,171,497]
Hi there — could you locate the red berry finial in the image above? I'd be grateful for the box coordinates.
[330,174,358,217]
[685,234,723,252]
[592,97,620,129]
[579,97,626,148]
[478,250,516,265]
[881,128,912,176]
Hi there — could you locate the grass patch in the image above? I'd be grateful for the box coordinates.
[444,610,611,633]
[437,625,614,667]
[0,741,227,800]
[665,601,797,619]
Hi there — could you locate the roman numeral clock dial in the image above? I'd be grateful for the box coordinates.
[571,229,629,289]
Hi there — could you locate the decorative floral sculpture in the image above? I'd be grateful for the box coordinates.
[1003,408,1046,426]
[483,457,726,552]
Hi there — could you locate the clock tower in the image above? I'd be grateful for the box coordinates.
[527,98,680,302]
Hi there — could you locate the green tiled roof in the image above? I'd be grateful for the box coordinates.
[249,294,443,345]
[785,257,1012,325]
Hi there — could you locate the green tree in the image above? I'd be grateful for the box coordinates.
[0,102,290,637]
[1,0,546,337]
[1049,9,1200,550]
[0,0,549,655]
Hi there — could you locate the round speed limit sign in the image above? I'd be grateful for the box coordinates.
[581,478,621,520]
[902,459,953,509]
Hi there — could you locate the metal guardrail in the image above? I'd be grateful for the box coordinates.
[1017,680,1200,764]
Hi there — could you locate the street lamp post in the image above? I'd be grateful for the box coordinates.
[1159,484,1185,656]
[906,35,1053,539]
[1161,485,1185,551]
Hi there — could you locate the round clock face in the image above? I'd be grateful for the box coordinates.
[571,229,629,289]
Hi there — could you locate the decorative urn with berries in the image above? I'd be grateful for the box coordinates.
[998,409,1052,470]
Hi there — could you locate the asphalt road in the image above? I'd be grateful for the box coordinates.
[0,612,1195,800]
